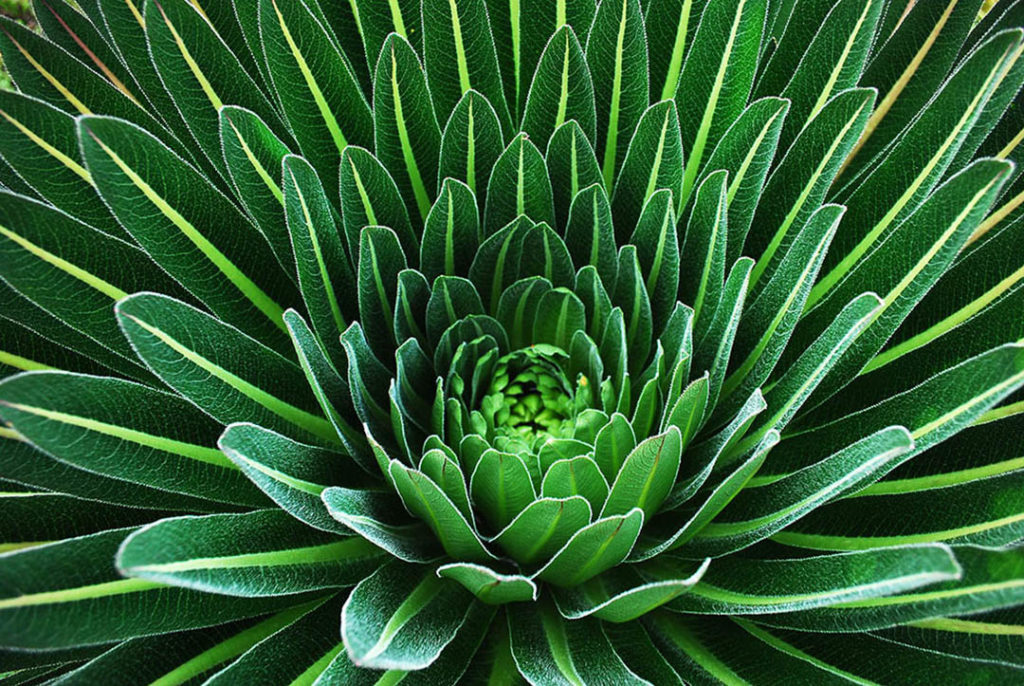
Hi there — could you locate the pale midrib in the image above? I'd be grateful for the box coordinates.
[651,615,747,686]
[5,32,91,114]
[448,0,472,95]
[0,109,92,183]
[128,538,376,574]
[2,400,235,469]
[0,224,127,301]
[0,577,162,609]
[773,510,1024,550]
[224,447,325,495]
[690,570,953,609]
[122,313,337,444]
[854,455,1024,496]
[158,3,222,110]
[227,117,284,206]
[541,604,583,685]
[390,47,432,221]
[735,619,878,686]
[0,350,52,373]
[659,0,692,101]
[802,0,875,124]
[600,0,631,190]
[273,0,347,155]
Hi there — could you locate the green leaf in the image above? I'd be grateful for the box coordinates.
[612,100,684,233]
[0,492,159,549]
[586,0,649,189]
[675,0,766,207]
[283,155,354,365]
[59,603,323,686]
[484,133,556,235]
[777,468,1024,552]
[0,371,262,508]
[345,0,424,85]
[422,0,512,136]
[773,343,1024,475]
[258,0,372,186]
[547,120,605,231]
[388,460,493,563]
[593,412,636,482]
[814,29,1022,304]
[421,178,481,282]
[541,456,610,515]
[339,145,419,261]
[698,96,788,266]
[204,598,349,686]
[426,276,486,347]
[145,0,284,177]
[718,203,843,408]
[733,293,883,457]
[0,190,181,374]
[645,0,701,103]
[694,426,913,557]
[796,159,1011,405]
[602,428,682,518]
[757,546,1024,633]
[374,33,442,224]
[491,496,593,566]
[508,599,647,685]
[357,225,407,353]
[437,89,505,204]
[662,374,709,451]
[694,257,755,411]
[613,245,653,376]
[341,561,476,670]
[322,485,443,564]
[0,90,121,237]
[773,0,883,147]
[564,183,617,287]
[470,448,536,531]
[219,422,363,536]
[746,88,875,289]
[79,115,296,350]
[219,105,294,274]
[518,222,575,289]
[117,510,384,597]
[680,170,729,337]
[437,562,538,604]
[533,288,587,350]
[553,559,710,622]
[115,293,337,447]
[0,528,311,650]
[535,509,644,586]
[631,189,681,333]
[522,25,596,151]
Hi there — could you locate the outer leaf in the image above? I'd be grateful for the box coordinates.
[437,89,504,204]
[471,448,537,531]
[675,0,766,207]
[422,0,512,135]
[339,146,418,261]
[612,100,684,232]
[564,183,617,286]
[79,116,296,350]
[374,34,442,223]
[117,510,384,596]
[491,496,593,566]
[0,371,261,508]
[283,154,354,365]
[115,293,337,447]
[586,0,649,188]
[219,423,362,535]
[0,529,309,650]
[258,0,372,186]
[357,225,407,353]
[322,485,443,564]
[421,178,481,282]
[546,120,605,231]
[522,25,596,151]
[341,561,476,670]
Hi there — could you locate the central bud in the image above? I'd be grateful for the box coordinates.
[480,344,587,453]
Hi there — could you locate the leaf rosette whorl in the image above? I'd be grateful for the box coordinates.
[1,0,1024,683]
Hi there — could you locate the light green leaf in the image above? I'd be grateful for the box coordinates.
[602,428,682,519]
[535,509,644,586]
[437,562,538,604]
[491,496,593,566]
[612,100,684,232]
[421,178,481,282]
[484,133,556,235]
[541,456,610,515]
[341,561,476,670]
[437,89,504,204]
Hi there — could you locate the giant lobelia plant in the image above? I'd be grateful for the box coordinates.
[1,0,1024,682]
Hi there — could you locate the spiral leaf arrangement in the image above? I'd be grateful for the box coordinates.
[1,0,1024,683]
